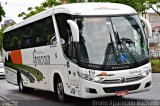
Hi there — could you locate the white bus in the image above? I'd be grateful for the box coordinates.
[3,3,152,102]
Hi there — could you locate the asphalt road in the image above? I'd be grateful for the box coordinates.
[0,73,160,106]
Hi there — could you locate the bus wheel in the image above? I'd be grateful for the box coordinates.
[56,78,67,102]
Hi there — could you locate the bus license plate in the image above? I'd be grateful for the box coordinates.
[116,90,128,96]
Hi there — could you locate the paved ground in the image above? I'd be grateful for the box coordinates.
[0,73,160,106]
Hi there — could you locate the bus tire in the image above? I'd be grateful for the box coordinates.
[56,78,68,102]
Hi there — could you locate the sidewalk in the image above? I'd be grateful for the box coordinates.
[0,96,17,106]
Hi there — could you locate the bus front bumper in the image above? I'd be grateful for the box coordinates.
[80,73,151,99]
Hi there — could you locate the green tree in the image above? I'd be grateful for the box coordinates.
[144,0,160,15]
[0,19,16,50]
[18,12,26,18]
[18,0,60,20]
[0,3,5,22]
[44,0,60,7]
[18,0,160,20]
[27,7,33,11]
[95,0,160,15]
[0,29,3,51]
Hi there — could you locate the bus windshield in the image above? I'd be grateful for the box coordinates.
[75,15,149,69]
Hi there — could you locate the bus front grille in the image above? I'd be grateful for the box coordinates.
[96,75,144,84]
[103,84,140,93]
[126,75,144,82]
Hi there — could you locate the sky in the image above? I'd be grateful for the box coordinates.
[0,0,45,24]
[0,0,159,25]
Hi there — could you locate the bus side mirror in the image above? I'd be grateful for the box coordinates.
[140,17,152,38]
[67,20,79,42]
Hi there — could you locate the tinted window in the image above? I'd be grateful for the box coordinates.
[3,16,55,51]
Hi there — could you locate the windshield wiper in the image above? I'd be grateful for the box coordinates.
[116,32,138,66]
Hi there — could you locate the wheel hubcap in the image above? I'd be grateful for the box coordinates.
[57,82,64,101]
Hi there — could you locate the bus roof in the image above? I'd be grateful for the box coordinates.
[3,3,137,33]
[54,3,137,15]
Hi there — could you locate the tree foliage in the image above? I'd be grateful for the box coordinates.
[0,19,16,50]
[18,0,160,20]
[0,3,5,22]
[0,29,3,51]
[95,0,160,14]
[18,0,60,19]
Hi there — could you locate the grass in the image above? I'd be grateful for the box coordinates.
[150,58,160,73]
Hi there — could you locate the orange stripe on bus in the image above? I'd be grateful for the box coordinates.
[10,50,22,64]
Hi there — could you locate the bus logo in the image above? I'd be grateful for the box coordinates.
[121,78,126,83]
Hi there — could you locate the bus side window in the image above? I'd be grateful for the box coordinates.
[26,39,31,48]
[30,16,55,47]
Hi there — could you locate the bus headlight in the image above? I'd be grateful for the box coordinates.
[78,72,92,80]
[141,72,147,77]
[141,69,151,77]
[78,72,102,82]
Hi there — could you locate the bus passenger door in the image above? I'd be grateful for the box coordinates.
[55,13,81,96]
[66,33,81,96]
